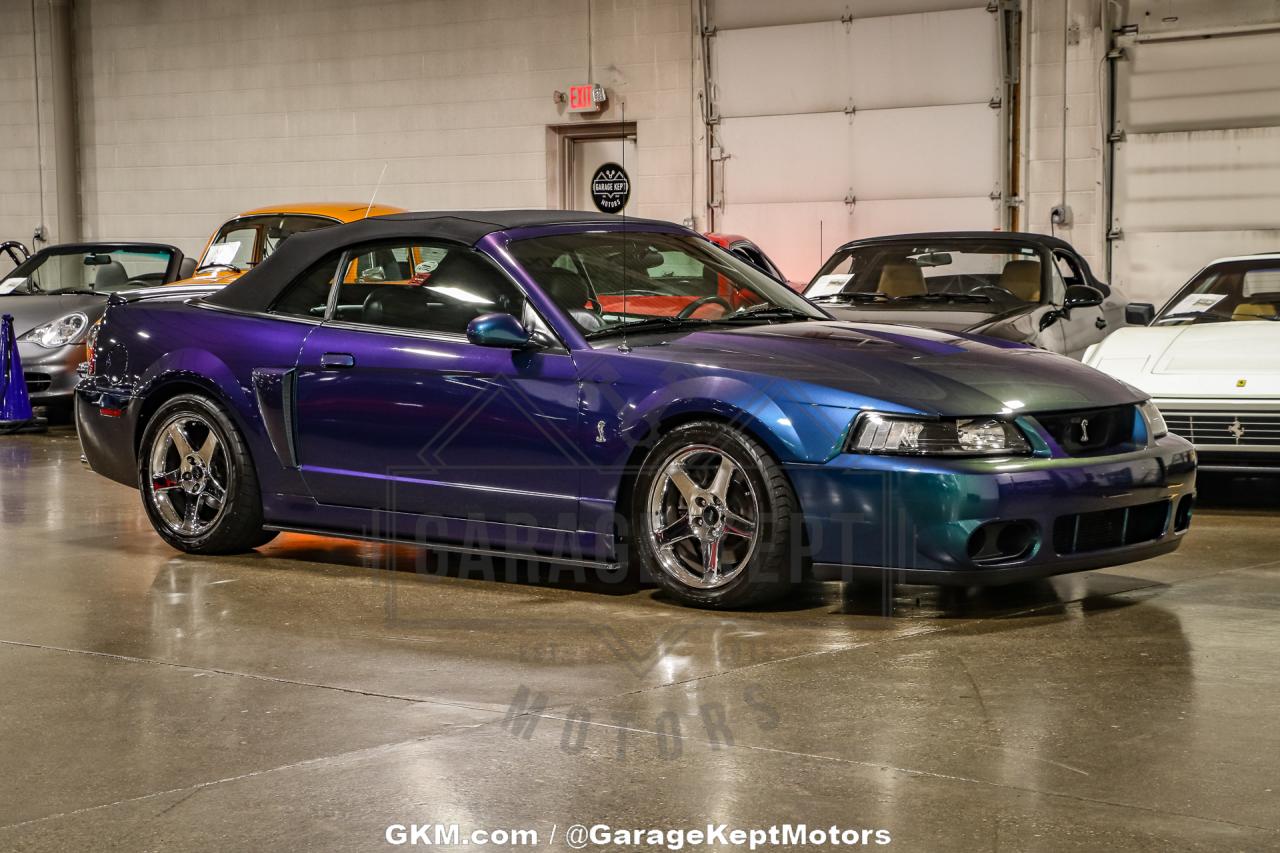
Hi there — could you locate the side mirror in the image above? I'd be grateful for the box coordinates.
[467,312,533,349]
[1064,284,1104,310]
[1125,302,1155,326]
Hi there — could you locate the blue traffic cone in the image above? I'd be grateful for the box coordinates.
[1,313,46,434]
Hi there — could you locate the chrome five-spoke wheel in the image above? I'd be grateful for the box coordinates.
[647,444,760,590]
[148,412,231,537]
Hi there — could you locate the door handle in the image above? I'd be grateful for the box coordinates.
[1095,317,1107,330]
[320,352,355,369]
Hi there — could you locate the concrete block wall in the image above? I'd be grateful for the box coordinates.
[68,0,703,257]
[1,0,1176,281]
[1022,0,1109,277]
[0,0,57,274]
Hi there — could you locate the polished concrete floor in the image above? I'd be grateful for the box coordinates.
[1,428,1278,852]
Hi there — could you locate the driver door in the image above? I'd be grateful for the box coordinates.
[289,240,584,532]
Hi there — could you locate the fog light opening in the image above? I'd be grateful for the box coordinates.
[968,521,1036,565]
[1175,494,1195,532]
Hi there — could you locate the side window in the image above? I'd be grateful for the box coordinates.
[270,254,342,318]
[338,242,527,336]
[1047,256,1067,304]
[732,244,768,274]
[1054,251,1083,285]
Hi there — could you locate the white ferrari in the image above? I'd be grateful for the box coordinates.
[1085,253,1280,474]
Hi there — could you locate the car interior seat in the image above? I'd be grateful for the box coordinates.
[540,269,603,332]
[1000,260,1042,301]
[371,249,403,281]
[94,261,129,290]
[1232,303,1278,320]
[877,261,926,297]
[361,285,436,329]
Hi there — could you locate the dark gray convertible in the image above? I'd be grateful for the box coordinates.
[804,232,1154,359]
[0,242,196,417]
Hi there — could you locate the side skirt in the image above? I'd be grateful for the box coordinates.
[262,523,620,572]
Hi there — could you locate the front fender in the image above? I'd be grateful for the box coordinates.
[617,374,854,464]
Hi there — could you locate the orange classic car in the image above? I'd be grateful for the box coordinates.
[175,202,407,287]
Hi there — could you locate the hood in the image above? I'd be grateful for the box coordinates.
[1086,323,1280,398]
[623,321,1141,416]
[0,293,108,336]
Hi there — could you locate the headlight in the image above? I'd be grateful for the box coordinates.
[1139,399,1168,439]
[848,413,1032,456]
[18,312,90,348]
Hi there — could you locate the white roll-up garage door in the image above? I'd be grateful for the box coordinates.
[706,0,1006,281]
[1110,28,1280,305]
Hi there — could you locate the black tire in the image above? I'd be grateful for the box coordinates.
[632,421,798,609]
[137,393,276,554]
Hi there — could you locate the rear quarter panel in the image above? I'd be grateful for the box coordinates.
[91,301,314,497]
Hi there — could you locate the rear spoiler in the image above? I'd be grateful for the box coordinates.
[107,283,224,306]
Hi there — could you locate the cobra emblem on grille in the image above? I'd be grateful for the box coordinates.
[1078,417,1090,443]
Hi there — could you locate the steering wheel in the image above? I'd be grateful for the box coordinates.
[970,284,1015,301]
[676,294,733,319]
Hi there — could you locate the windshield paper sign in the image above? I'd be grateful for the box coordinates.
[808,274,853,298]
[1168,293,1225,316]
[203,242,241,267]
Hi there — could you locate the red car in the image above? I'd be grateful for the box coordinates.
[593,233,795,319]
[704,233,802,291]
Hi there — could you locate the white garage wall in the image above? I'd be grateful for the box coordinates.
[1110,28,1280,304]
[69,0,701,257]
[1022,0,1108,278]
[0,1,57,274]
[707,2,1005,283]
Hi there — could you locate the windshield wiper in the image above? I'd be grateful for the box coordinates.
[584,316,713,339]
[721,305,815,322]
[892,292,993,304]
[196,263,242,273]
[46,288,100,296]
[810,291,889,304]
[1155,312,1231,324]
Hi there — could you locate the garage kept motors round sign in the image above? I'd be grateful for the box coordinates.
[590,162,631,213]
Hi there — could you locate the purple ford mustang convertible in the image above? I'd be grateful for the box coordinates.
[76,211,1196,609]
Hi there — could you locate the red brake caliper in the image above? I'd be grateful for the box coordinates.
[152,475,178,492]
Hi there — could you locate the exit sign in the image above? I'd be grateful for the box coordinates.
[567,83,606,113]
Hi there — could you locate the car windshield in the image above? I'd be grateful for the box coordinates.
[0,247,175,295]
[806,241,1048,311]
[1154,261,1280,325]
[200,214,335,270]
[508,231,825,338]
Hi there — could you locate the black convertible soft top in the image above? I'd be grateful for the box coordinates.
[204,209,677,313]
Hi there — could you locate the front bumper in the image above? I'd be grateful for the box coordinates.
[16,341,83,408]
[789,434,1196,585]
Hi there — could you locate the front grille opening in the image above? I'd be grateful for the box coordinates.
[1162,411,1280,448]
[1174,495,1195,532]
[23,372,52,393]
[1034,405,1137,457]
[1054,499,1170,555]
[967,520,1037,565]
